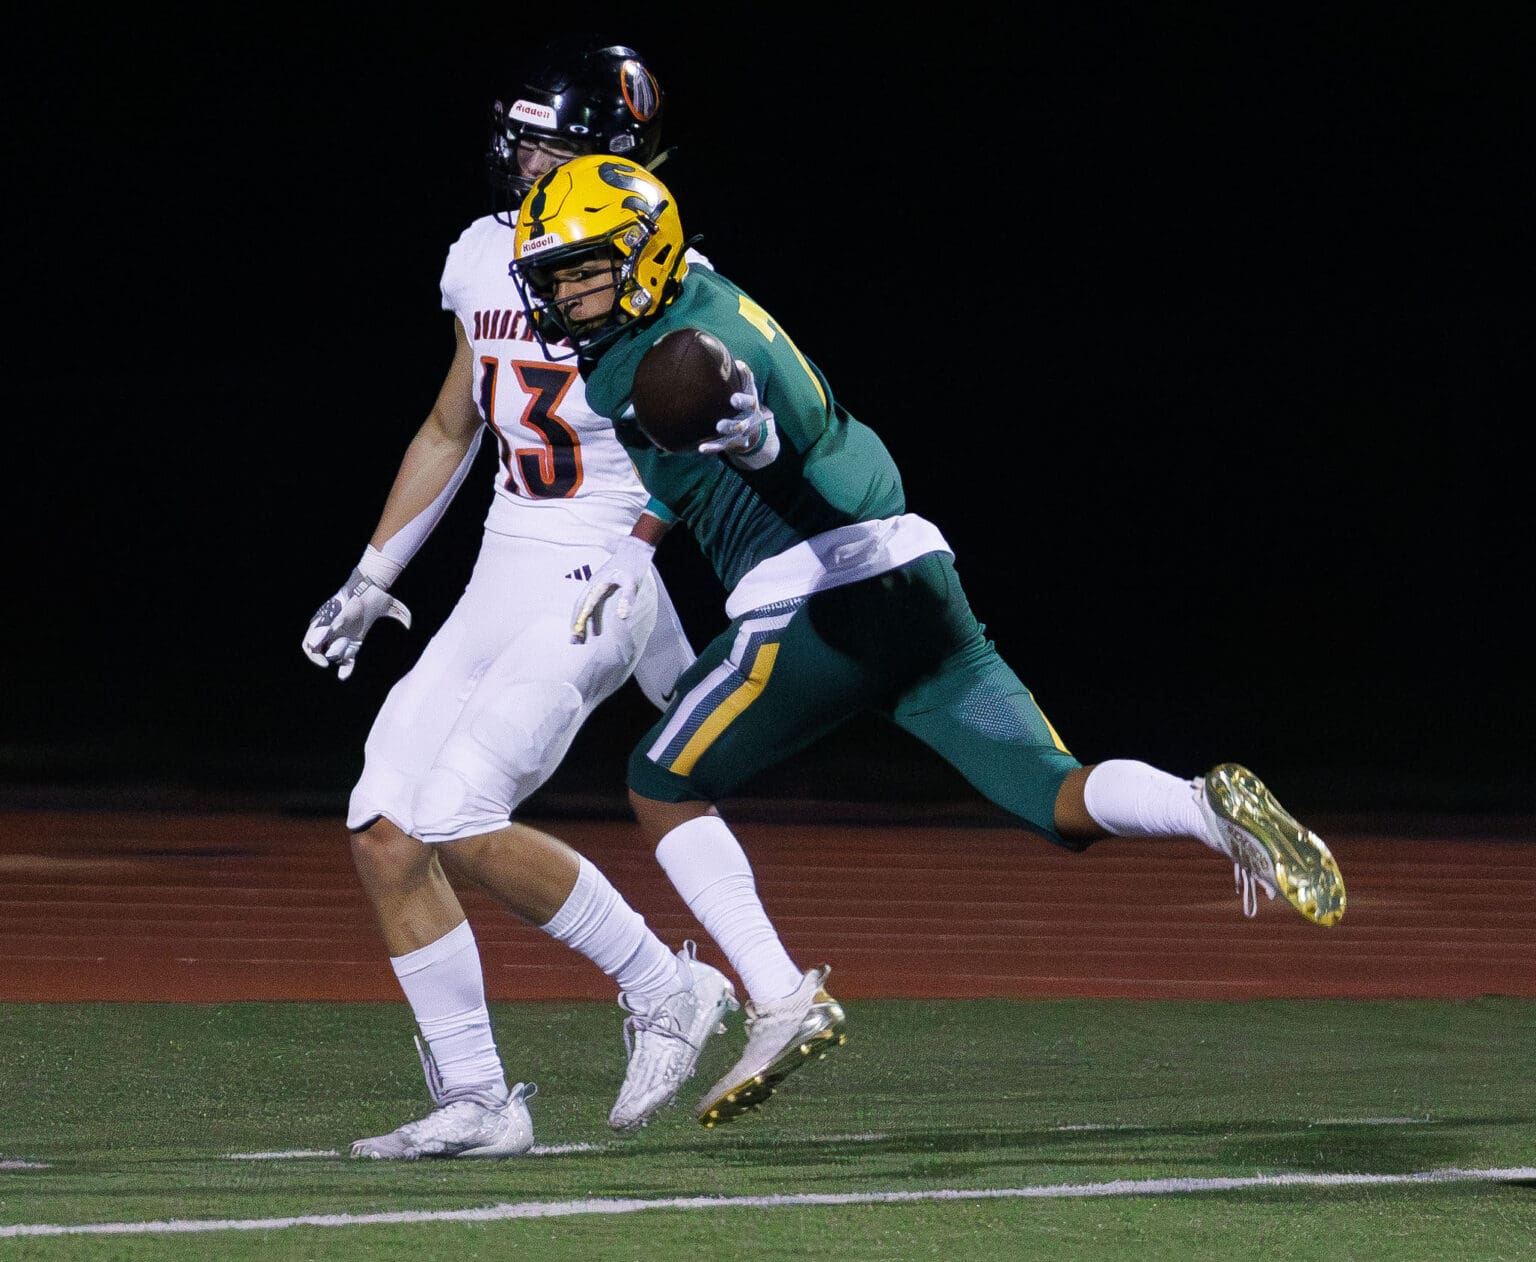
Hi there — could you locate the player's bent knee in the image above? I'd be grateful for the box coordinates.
[628,786,712,839]
[349,816,427,878]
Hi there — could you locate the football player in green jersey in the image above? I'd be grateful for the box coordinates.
[510,154,1345,1128]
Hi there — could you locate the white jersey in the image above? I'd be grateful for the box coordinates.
[342,217,703,842]
[441,214,647,547]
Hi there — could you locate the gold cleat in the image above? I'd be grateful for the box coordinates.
[1200,763,1346,926]
[697,970,847,1127]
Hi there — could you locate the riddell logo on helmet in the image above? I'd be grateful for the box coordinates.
[509,99,557,127]
[519,232,562,256]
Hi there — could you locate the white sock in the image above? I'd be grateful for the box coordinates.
[1082,759,1207,840]
[541,855,681,1003]
[391,920,506,1100]
[655,816,802,1005]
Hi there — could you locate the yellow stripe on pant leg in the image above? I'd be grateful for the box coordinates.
[1038,697,1071,756]
[670,643,780,776]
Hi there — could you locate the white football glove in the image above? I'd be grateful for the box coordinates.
[697,361,780,470]
[571,534,656,644]
[302,569,412,681]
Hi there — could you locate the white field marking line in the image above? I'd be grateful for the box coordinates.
[4,1167,1535,1238]
[227,1143,614,1160]
[228,1124,1429,1160]
[1053,1123,1146,1132]
[1054,1118,1437,1133]
[0,1159,50,1169]
[228,1150,340,1160]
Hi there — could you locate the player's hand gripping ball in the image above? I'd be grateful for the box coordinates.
[631,328,742,453]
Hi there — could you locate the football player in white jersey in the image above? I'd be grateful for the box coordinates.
[302,40,733,1158]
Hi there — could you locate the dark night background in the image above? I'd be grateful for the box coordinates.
[5,6,1529,821]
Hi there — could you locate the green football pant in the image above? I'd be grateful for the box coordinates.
[627,552,1086,848]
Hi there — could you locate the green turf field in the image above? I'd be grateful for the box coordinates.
[2,998,1533,1259]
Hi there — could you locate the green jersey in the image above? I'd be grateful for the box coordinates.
[583,266,906,594]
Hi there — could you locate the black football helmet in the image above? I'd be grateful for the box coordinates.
[486,40,664,223]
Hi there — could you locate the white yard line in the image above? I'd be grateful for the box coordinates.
[223,1118,1436,1159]
[227,1141,615,1160]
[4,1166,1534,1238]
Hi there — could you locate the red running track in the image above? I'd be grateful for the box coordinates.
[1,810,1532,1003]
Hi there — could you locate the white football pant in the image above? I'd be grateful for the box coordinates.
[348,529,665,843]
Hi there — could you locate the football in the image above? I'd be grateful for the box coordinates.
[631,327,741,453]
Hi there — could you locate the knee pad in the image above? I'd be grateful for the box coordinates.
[413,680,585,842]
[412,766,488,844]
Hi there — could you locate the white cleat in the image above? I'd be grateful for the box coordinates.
[609,940,738,1132]
[350,1082,537,1159]
[351,1034,537,1159]
[696,965,846,1128]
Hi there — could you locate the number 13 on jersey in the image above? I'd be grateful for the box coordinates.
[478,357,585,499]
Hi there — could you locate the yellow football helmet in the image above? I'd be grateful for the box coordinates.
[510,154,689,358]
